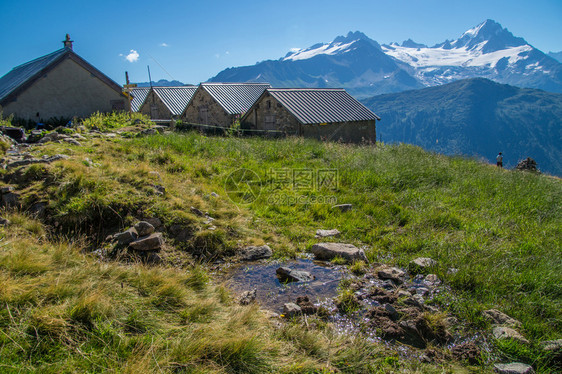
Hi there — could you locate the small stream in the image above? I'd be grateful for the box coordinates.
[224,258,348,313]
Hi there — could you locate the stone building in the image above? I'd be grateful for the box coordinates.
[182,83,270,128]
[241,88,380,143]
[0,35,128,123]
[139,86,197,120]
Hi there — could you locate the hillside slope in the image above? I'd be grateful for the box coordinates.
[362,78,562,176]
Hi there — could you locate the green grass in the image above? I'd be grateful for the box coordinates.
[1,115,561,372]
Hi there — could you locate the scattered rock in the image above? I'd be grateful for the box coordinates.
[398,315,452,349]
[492,326,529,345]
[396,290,412,298]
[424,274,440,285]
[494,362,535,374]
[311,242,367,263]
[190,206,205,217]
[1,192,20,208]
[129,233,164,251]
[240,245,272,261]
[483,309,522,328]
[114,228,138,246]
[515,158,539,172]
[0,217,10,225]
[409,257,437,274]
[29,202,48,218]
[239,289,257,305]
[296,296,318,315]
[276,267,314,283]
[367,287,397,304]
[1,186,14,194]
[134,221,155,237]
[63,138,81,146]
[315,229,341,238]
[384,303,399,320]
[144,217,163,230]
[331,204,352,212]
[283,302,302,317]
[377,265,405,284]
[541,339,562,354]
[5,154,68,169]
[210,192,219,198]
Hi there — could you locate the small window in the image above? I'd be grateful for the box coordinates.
[267,100,271,109]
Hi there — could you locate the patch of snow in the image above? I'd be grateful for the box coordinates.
[283,41,357,61]
[382,43,532,69]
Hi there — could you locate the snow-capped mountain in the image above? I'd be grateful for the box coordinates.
[209,20,562,97]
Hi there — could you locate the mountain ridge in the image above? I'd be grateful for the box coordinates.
[209,20,562,97]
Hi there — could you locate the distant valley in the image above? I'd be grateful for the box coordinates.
[362,78,562,176]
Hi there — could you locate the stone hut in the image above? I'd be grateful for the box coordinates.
[241,88,380,143]
[0,34,129,122]
[181,83,270,128]
[139,86,197,120]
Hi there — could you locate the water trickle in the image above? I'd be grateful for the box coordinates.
[225,258,347,312]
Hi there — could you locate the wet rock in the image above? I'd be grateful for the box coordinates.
[276,267,314,283]
[134,221,155,237]
[368,287,397,304]
[409,257,437,274]
[129,233,164,251]
[315,229,340,238]
[424,274,440,285]
[332,204,352,212]
[283,302,302,317]
[494,362,535,374]
[239,289,257,305]
[377,265,405,284]
[114,228,138,246]
[483,309,522,328]
[451,342,481,365]
[493,326,529,345]
[240,245,272,261]
[311,242,367,263]
[296,296,318,315]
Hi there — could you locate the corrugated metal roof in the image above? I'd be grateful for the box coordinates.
[153,86,197,116]
[0,48,69,103]
[130,87,150,112]
[201,83,271,115]
[266,88,380,124]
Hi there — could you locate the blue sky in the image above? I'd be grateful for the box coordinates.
[1,0,561,85]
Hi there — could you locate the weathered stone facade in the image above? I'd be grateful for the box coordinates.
[1,58,127,121]
[243,92,376,143]
[182,88,235,128]
[139,92,172,120]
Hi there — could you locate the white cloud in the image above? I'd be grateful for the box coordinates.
[160,43,169,47]
[289,47,302,53]
[126,50,139,63]
[225,51,230,55]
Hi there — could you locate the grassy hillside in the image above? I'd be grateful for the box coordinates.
[362,78,562,176]
[1,117,560,372]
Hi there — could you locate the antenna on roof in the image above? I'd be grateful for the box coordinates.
[62,34,74,50]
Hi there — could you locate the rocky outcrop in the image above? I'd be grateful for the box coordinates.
[311,243,367,263]
[494,362,535,374]
[483,309,522,328]
[129,233,164,251]
[134,221,155,237]
[492,326,529,345]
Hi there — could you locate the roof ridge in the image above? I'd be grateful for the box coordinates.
[11,48,68,70]
[202,82,271,86]
[269,88,345,91]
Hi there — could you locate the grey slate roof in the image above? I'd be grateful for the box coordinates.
[265,88,380,125]
[0,48,69,103]
[130,87,150,112]
[152,86,197,116]
[201,83,271,115]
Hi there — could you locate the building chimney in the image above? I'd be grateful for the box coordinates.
[62,34,73,50]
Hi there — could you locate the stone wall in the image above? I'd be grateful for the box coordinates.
[182,88,234,127]
[139,93,172,120]
[244,93,376,143]
[2,58,126,121]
